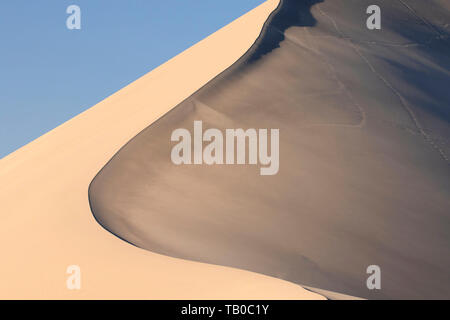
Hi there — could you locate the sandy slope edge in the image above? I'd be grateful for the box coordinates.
[0,0,324,299]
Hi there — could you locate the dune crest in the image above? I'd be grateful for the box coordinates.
[90,0,450,299]
[0,0,324,299]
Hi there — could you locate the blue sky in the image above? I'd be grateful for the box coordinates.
[0,0,264,158]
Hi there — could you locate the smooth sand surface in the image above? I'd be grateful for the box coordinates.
[0,0,324,299]
[90,0,450,299]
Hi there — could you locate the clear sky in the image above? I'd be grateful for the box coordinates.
[0,0,265,158]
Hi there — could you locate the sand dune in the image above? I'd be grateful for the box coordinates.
[90,0,450,299]
[0,0,324,299]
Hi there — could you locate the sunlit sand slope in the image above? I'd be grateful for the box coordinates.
[0,0,324,299]
[90,0,450,299]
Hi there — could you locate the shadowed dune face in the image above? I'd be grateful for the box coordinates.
[89,0,450,299]
[245,0,324,62]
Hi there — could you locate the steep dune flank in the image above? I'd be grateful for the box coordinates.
[0,0,327,299]
[90,0,450,299]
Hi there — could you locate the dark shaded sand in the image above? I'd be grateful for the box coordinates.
[89,0,450,299]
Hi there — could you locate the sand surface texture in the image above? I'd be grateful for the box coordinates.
[90,0,450,299]
[0,0,325,299]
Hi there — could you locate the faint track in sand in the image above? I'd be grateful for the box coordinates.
[316,4,449,163]
[272,26,367,129]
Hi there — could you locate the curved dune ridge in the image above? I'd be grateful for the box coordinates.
[89,0,450,299]
[0,0,325,299]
